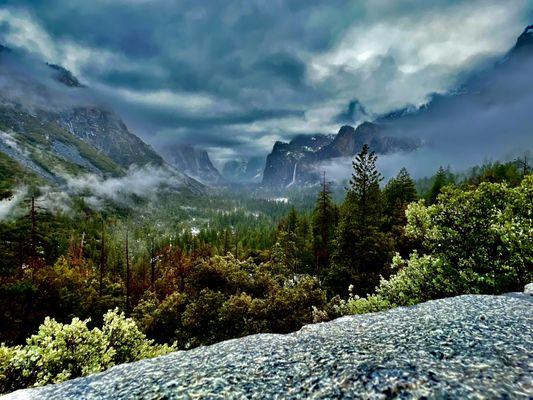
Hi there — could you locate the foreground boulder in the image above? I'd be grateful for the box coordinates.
[6,295,532,399]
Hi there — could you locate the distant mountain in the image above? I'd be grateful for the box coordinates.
[159,144,222,184]
[262,124,418,187]
[369,24,533,176]
[0,43,200,194]
[263,25,533,187]
[0,104,123,188]
[317,123,419,160]
[0,44,165,169]
[222,157,264,183]
[49,107,165,168]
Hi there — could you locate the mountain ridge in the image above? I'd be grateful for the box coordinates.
[262,123,419,187]
[0,43,201,195]
[158,143,222,184]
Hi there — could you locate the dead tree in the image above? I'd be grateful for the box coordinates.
[125,231,131,315]
[99,218,106,296]
[30,196,36,261]
[150,239,156,293]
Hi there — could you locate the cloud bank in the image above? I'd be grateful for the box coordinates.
[0,0,531,166]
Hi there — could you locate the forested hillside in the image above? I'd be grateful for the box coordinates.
[0,146,530,393]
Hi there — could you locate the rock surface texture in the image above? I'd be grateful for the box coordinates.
[5,294,533,399]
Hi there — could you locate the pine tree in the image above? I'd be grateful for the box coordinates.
[276,207,301,273]
[427,166,452,204]
[331,144,392,296]
[125,231,131,315]
[383,167,418,256]
[312,173,337,276]
[383,167,417,222]
[285,207,299,237]
[349,144,383,214]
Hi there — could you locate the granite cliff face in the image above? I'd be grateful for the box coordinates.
[6,294,532,399]
[262,133,334,187]
[51,107,164,168]
[0,105,124,185]
[262,123,419,187]
[158,144,222,184]
[222,157,264,183]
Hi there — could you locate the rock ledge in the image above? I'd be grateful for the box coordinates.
[5,294,532,399]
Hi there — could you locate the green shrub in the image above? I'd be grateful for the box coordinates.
[0,309,173,393]
[344,176,532,314]
[131,255,327,348]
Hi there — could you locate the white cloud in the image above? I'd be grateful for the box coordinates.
[0,187,27,220]
[64,165,187,202]
[307,0,529,114]
[0,8,158,80]
[95,85,226,114]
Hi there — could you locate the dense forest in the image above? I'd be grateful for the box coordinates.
[0,148,531,393]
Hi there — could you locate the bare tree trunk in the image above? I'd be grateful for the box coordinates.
[30,196,36,261]
[150,239,156,293]
[99,218,106,296]
[125,231,130,315]
[79,232,85,262]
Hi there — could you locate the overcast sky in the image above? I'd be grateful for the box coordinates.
[0,0,531,164]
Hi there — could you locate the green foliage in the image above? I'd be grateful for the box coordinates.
[383,167,418,218]
[312,177,338,274]
[132,254,326,348]
[0,151,530,394]
[332,144,393,296]
[426,166,454,204]
[0,309,172,393]
[383,167,419,256]
[344,176,532,314]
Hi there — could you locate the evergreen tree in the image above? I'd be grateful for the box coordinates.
[285,207,299,237]
[275,207,306,273]
[427,166,452,204]
[312,173,337,276]
[383,167,418,256]
[348,144,383,222]
[384,168,417,212]
[331,144,392,296]
[383,168,417,224]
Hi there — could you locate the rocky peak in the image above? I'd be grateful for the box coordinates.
[46,64,84,88]
[515,25,533,50]
[262,122,419,187]
[158,144,222,184]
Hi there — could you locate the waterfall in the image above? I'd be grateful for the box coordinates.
[286,162,298,187]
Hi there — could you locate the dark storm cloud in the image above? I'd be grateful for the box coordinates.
[0,0,532,166]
